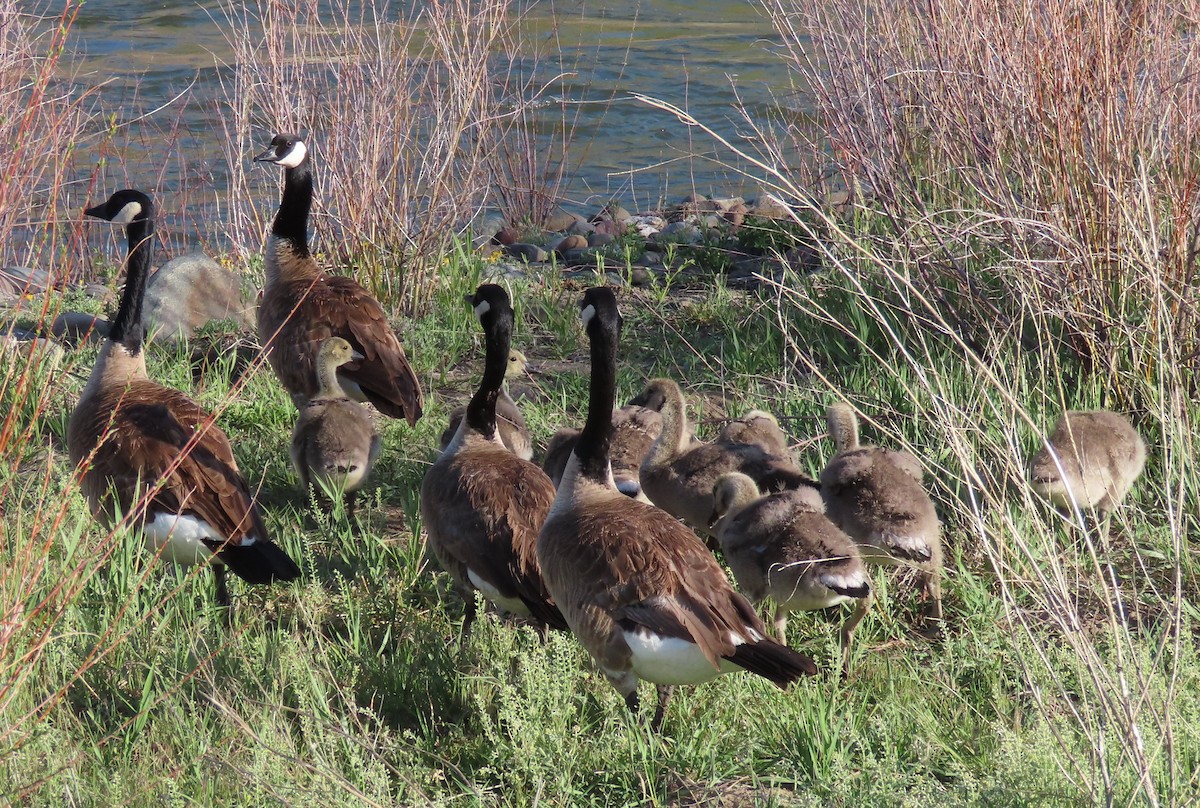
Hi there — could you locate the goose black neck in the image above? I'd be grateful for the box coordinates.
[272,164,312,259]
[575,319,617,480]
[465,310,513,437]
[106,216,153,353]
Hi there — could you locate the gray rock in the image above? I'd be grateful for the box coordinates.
[485,262,529,281]
[592,219,626,238]
[628,267,653,287]
[567,217,595,236]
[561,248,599,267]
[542,208,578,232]
[550,234,588,255]
[661,222,702,243]
[752,193,792,220]
[593,202,631,224]
[0,265,52,294]
[469,213,508,244]
[83,282,118,307]
[630,215,666,238]
[504,243,549,263]
[51,311,110,346]
[142,253,255,343]
[2,333,64,367]
[587,232,616,248]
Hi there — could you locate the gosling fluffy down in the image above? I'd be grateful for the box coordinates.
[1028,410,1146,518]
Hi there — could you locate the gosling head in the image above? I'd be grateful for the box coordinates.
[254,132,310,170]
[506,348,529,380]
[709,472,762,529]
[318,336,363,370]
[629,378,682,413]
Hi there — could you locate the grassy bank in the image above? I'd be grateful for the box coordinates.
[1,250,1196,805]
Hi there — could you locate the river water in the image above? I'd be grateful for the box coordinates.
[61,0,807,247]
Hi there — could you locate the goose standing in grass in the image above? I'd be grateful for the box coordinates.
[710,472,872,673]
[439,348,531,461]
[421,284,566,640]
[1028,410,1146,528]
[69,189,301,607]
[290,337,381,519]
[638,378,819,543]
[542,402,663,501]
[255,132,423,424]
[537,288,817,730]
[718,409,793,460]
[820,402,943,626]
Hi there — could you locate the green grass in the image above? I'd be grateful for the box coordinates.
[0,248,1195,806]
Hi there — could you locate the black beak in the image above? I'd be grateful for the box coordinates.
[83,203,105,219]
[462,293,474,305]
[707,509,720,529]
[253,147,279,163]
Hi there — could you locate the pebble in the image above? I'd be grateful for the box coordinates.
[550,234,588,255]
[567,217,595,236]
[587,232,616,248]
[542,208,578,232]
[504,243,549,263]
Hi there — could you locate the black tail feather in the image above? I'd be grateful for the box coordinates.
[217,540,302,584]
[726,639,818,686]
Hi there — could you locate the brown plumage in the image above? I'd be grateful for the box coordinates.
[537,288,816,731]
[717,409,793,460]
[711,472,872,672]
[255,133,422,425]
[70,190,300,607]
[290,337,381,519]
[421,285,565,639]
[1028,410,1146,519]
[542,402,663,500]
[638,378,819,542]
[439,348,531,461]
[820,402,943,625]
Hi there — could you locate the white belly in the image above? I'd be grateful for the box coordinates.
[622,629,738,686]
[141,513,224,567]
[467,568,531,617]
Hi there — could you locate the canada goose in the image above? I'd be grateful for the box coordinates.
[710,472,871,673]
[542,403,663,500]
[1029,410,1146,524]
[718,409,792,460]
[420,284,566,640]
[439,348,531,461]
[69,189,301,607]
[638,378,819,542]
[255,132,423,424]
[536,288,817,730]
[290,337,381,519]
[820,403,943,625]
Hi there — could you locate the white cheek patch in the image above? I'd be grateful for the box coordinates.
[474,300,491,320]
[276,141,308,168]
[580,304,596,327]
[111,201,143,225]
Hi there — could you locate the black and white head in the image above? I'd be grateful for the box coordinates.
[84,189,153,226]
[465,283,512,327]
[254,132,310,170]
[579,286,620,338]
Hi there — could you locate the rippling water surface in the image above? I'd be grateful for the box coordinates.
[62,0,805,244]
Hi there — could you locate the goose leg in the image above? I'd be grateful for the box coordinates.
[651,685,674,732]
[922,570,943,634]
[458,593,478,646]
[213,565,231,625]
[773,604,789,646]
[840,591,873,675]
[345,490,358,522]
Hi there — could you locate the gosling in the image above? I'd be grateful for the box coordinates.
[711,472,872,673]
[820,402,943,626]
[440,348,532,461]
[290,337,381,520]
[1028,409,1146,527]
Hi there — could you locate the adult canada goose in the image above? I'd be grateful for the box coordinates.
[710,473,872,673]
[1028,410,1146,525]
[420,284,566,640]
[542,403,663,500]
[69,189,301,606]
[439,348,531,461]
[820,403,943,625]
[255,132,423,424]
[638,378,819,542]
[718,409,792,460]
[537,288,817,730]
[290,337,381,519]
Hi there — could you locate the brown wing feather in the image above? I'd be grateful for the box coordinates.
[70,381,266,544]
[421,441,565,628]
[260,273,423,424]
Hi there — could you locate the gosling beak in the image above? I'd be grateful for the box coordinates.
[350,350,365,361]
[707,509,721,529]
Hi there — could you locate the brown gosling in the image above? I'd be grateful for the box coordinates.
[290,337,381,520]
[536,288,817,731]
[70,190,300,608]
[820,402,944,626]
[440,348,532,461]
[255,133,423,423]
[542,403,663,501]
[710,473,872,674]
[1028,410,1146,529]
[638,378,819,542]
[718,409,792,460]
[420,284,566,641]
